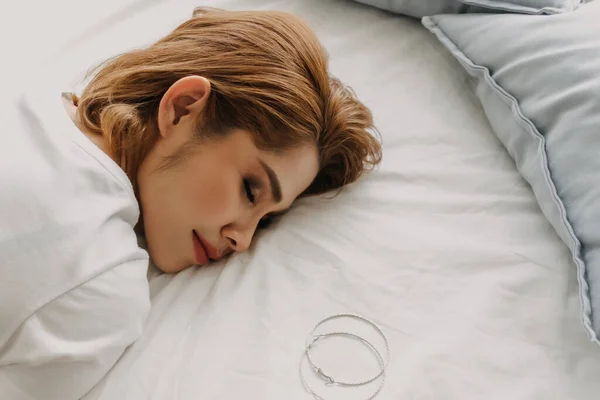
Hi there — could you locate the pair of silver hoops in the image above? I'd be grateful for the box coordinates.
[299,314,391,400]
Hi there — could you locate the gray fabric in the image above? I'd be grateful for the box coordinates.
[354,0,580,17]
[423,1,600,342]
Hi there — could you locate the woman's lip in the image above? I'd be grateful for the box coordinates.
[193,231,209,265]
[193,230,221,262]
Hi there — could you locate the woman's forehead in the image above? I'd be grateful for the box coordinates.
[259,143,319,200]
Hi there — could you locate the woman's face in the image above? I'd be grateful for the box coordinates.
[137,77,319,273]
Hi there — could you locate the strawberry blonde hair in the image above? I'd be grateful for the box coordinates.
[76,7,381,195]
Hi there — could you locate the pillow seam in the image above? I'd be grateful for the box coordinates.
[459,0,575,14]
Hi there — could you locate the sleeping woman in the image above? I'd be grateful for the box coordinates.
[0,8,381,399]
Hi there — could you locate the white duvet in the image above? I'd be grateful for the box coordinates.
[6,0,600,399]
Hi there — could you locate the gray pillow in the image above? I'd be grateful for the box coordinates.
[354,0,580,17]
[423,2,600,342]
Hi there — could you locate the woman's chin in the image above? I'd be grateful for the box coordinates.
[146,241,189,274]
[153,257,189,274]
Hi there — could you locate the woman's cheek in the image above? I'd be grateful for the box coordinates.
[197,171,240,221]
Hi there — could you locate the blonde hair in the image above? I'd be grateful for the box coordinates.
[77,7,381,195]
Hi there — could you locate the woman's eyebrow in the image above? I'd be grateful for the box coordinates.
[258,159,282,203]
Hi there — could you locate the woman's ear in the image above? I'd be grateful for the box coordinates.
[157,76,211,138]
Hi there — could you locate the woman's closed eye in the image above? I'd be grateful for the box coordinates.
[243,180,272,229]
[243,177,257,204]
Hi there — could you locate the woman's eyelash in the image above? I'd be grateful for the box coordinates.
[243,178,256,204]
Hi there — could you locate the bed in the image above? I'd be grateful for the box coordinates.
[7,0,600,399]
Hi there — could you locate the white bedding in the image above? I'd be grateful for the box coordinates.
[10,0,600,399]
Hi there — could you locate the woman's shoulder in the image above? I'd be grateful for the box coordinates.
[1,84,139,222]
[0,85,148,344]
[0,86,144,265]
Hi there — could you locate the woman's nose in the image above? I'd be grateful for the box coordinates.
[223,224,255,253]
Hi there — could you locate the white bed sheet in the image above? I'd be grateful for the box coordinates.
[15,0,600,399]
